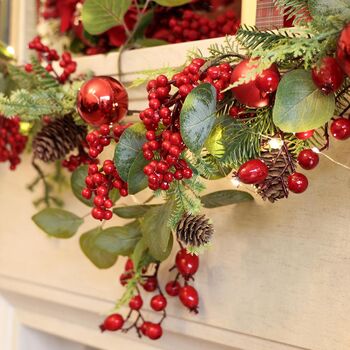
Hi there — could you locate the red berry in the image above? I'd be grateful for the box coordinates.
[179,285,199,311]
[295,130,315,140]
[311,57,344,94]
[92,207,104,220]
[140,322,151,335]
[146,323,163,340]
[298,149,319,170]
[229,106,244,118]
[165,281,181,296]
[288,172,309,193]
[156,75,168,87]
[330,118,350,140]
[174,170,183,180]
[207,66,220,80]
[142,277,158,292]
[150,294,167,311]
[182,167,193,179]
[175,249,199,278]
[146,130,156,141]
[82,188,92,199]
[120,272,132,286]
[124,258,134,272]
[129,295,143,311]
[104,210,113,220]
[237,159,268,184]
[100,314,124,332]
[24,63,33,72]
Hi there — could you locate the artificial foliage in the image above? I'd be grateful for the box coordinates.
[0,0,350,341]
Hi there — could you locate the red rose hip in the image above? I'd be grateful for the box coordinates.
[237,159,268,184]
[175,249,199,278]
[297,149,319,170]
[330,117,350,140]
[288,173,309,193]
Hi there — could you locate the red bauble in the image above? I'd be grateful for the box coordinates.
[175,249,199,278]
[255,68,280,94]
[150,294,167,311]
[237,159,269,184]
[231,60,278,108]
[101,314,124,332]
[288,173,308,193]
[337,23,350,77]
[297,149,319,170]
[330,117,350,140]
[295,130,315,140]
[179,285,199,311]
[311,57,344,94]
[77,76,128,127]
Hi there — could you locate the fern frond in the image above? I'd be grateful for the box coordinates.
[30,57,60,90]
[0,89,70,120]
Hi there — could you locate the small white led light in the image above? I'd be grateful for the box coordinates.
[311,147,321,154]
[231,177,241,187]
[6,46,15,56]
[268,138,284,150]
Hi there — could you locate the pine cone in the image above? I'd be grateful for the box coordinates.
[256,143,296,203]
[176,214,214,247]
[33,115,87,163]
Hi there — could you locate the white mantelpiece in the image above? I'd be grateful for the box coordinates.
[1,38,350,350]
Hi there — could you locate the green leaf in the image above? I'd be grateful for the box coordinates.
[135,38,168,47]
[113,204,159,219]
[131,238,148,270]
[109,188,121,203]
[82,0,132,35]
[127,152,148,194]
[71,165,93,207]
[94,221,142,256]
[201,190,254,208]
[153,0,192,6]
[273,70,335,133]
[114,122,146,182]
[180,83,217,153]
[141,200,174,261]
[80,227,118,269]
[133,10,155,39]
[32,208,83,238]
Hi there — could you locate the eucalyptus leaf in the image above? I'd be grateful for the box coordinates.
[273,70,335,132]
[113,204,159,219]
[71,165,93,207]
[201,190,254,208]
[141,201,174,261]
[82,0,132,35]
[114,123,147,182]
[94,221,142,256]
[32,208,83,238]
[127,152,148,194]
[153,0,192,6]
[80,227,118,269]
[180,83,217,153]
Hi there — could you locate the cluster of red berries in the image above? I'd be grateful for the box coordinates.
[165,9,239,44]
[61,150,98,172]
[26,37,77,84]
[86,123,130,159]
[0,116,28,170]
[140,58,233,191]
[102,248,200,340]
[82,160,127,220]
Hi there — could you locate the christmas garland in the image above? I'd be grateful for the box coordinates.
[0,0,350,341]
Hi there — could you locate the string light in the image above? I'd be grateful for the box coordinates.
[312,147,350,171]
[6,46,15,56]
[231,177,241,187]
[268,137,284,149]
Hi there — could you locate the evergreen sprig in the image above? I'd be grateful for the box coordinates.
[273,0,310,24]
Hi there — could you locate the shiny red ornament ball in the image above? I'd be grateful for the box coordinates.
[330,117,350,140]
[297,149,319,170]
[237,159,269,184]
[288,173,308,193]
[231,59,278,108]
[311,57,344,94]
[255,68,280,94]
[77,76,128,127]
[295,130,315,140]
[337,23,350,77]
